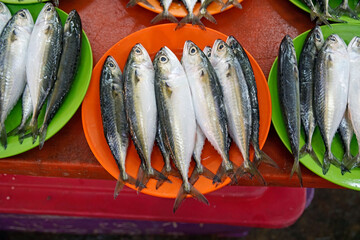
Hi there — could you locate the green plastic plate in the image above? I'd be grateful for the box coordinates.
[290,0,360,24]
[0,3,93,158]
[269,23,360,190]
[2,0,49,4]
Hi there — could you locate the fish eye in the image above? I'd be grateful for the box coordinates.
[218,43,224,51]
[207,52,211,57]
[315,33,321,41]
[134,47,142,54]
[19,11,26,18]
[108,61,114,68]
[329,35,337,42]
[160,56,168,63]
[46,7,52,12]
[189,46,197,55]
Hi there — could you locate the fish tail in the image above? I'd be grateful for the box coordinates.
[341,154,359,175]
[189,164,216,185]
[241,160,266,185]
[7,126,20,137]
[38,124,48,150]
[290,156,303,187]
[221,0,242,11]
[151,11,178,24]
[176,14,205,31]
[334,4,359,20]
[114,174,137,199]
[197,9,217,24]
[212,159,234,185]
[253,146,279,169]
[173,182,209,213]
[155,165,179,189]
[28,115,39,144]
[299,144,322,168]
[0,123,7,149]
[322,150,340,175]
[136,165,171,192]
[126,0,155,9]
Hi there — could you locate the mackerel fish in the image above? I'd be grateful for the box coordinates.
[176,0,205,30]
[154,46,208,213]
[0,9,33,148]
[0,2,11,34]
[338,108,354,174]
[151,0,178,24]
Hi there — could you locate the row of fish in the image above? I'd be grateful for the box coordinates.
[0,2,82,149]
[278,26,360,185]
[127,0,243,30]
[302,0,360,25]
[100,36,276,212]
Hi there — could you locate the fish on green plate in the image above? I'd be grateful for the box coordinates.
[268,23,360,190]
[290,0,360,24]
[1,0,50,4]
[0,3,92,158]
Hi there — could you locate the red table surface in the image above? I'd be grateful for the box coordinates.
[0,0,341,189]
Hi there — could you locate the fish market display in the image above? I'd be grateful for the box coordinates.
[0,2,11,34]
[314,34,349,174]
[182,40,233,184]
[343,36,360,172]
[26,3,63,142]
[298,26,323,167]
[123,43,168,191]
[154,46,208,212]
[0,9,34,149]
[126,0,244,30]
[39,10,82,149]
[100,56,135,198]
[277,35,302,186]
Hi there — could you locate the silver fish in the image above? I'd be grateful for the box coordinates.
[182,40,232,184]
[342,36,360,172]
[38,10,82,149]
[298,26,323,167]
[338,108,354,174]
[211,39,265,184]
[0,2,11,34]
[151,0,178,24]
[0,9,33,149]
[124,43,168,191]
[100,56,135,198]
[278,35,302,186]
[176,0,205,30]
[154,46,208,213]
[314,34,349,174]
[26,3,63,143]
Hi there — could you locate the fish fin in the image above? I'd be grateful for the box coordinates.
[322,151,340,175]
[28,116,39,144]
[221,0,242,11]
[151,11,178,24]
[137,166,171,192]
[173,182,209,213]
[114,174,137,199]
[254,149,279,169]
[334,5,359,20]
[0,123,7,149]
[290,156,303,187]
[7,126,20,137]
[197,9,217,24]
[221,0,232,11]
[176,14,205,31]
[38,124,48,150]
[242,160,266,185]
[213,160,234,184]
[126,0,155,9]
[156,165,179,189]
[135,165,146,191]
[341,154,359,175]
[189,165,216,185]
[214,0,224,6]
[299,145,322,168]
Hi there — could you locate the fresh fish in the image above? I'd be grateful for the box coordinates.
[151,0,178,24]
[278,35,302,186]
[0,2,11,34]
[334,0,359,20]
[100,56,135,198]
[154,46,208,213]
[123,43,168,191]
[314,34,349,174]
[298,26,323,167]
[26,3,63,143]
[342,36,360,172]
[226,35,278,170]
[38,10,82,149]
[203,46,211,58]
[7,84,33,144]
[302,0,331,26]
[0,9,33,149]
[197,0,222,24]
[126,0,155,9]
[338,108,354,174]
[221,0,242,12]
[182,40,232,184]
[211,39,265,185]
[316,0,335,19]
[176,0,205,30]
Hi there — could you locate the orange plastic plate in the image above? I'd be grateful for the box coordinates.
[138,0,240,18]
[82,23,271,199]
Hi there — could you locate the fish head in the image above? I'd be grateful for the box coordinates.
[225,35,237,48]
[14,9,34,29]
[128,43,153,69]
[312,26,324,51]
[37,3,58,23]
[0,2,6,14]
[64,10,81,35]
[182,40,206,70]
[279,35,297,66]
[203,46,212,58]
[211,39,233,67]
[323,34,348,55]
[348,36,360,54]
[103,56,121,81]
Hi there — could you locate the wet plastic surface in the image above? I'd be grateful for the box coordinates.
[0,0,341,188]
